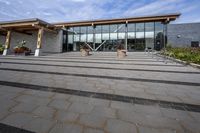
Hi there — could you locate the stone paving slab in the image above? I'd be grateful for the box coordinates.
[0,86,199,132]
[2,64,200,84]
[0,52,200,133]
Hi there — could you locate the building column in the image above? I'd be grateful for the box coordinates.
[35,28,44,56]
[125,21,128,51]
[163,18,169,50]
[92,24,95,51]
[3,30,11,56]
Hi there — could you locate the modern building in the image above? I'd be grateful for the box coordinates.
[0,13,182,56]
[168,23,200,47]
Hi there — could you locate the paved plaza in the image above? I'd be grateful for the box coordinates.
[0,52,200,133]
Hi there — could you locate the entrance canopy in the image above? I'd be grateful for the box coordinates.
[0,18,58,56]
[0,18,56,34]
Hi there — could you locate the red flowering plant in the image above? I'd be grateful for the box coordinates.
[13,40,31,54]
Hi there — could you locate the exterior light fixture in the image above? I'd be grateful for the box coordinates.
[177,35,181,38]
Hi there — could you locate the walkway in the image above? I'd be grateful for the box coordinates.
[0,52,200,133]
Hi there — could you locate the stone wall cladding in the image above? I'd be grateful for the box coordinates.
[42,30,63,53]
[167,23,200,47]
[10,31,37,53]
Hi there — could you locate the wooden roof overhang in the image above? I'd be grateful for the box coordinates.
[54,13,181,28]
[0,29,7,36]
[0,18,57,35]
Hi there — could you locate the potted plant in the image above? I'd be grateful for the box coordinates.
[0,44,5,54]
[13,40,31,55]
[80,44,90,56]
[116,44,127,58]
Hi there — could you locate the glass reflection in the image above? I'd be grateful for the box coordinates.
[135,23,145,51]
[64,21,164,52]
[145,22,154,49]
[155,22,164,50]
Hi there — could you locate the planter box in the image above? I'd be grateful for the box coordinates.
[117,49,127,59]
[14,48,31,56]
[80,49,90,56]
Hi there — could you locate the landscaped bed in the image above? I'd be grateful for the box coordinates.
[0,44,4,54]
[161,46,200,65]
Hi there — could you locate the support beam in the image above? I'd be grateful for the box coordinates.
[12,29,32,36]
[0,27,7,31]
[3,30,11,56]
[125,21,128,51]
[34,28,44,56]
[33,24,57,34]
[0,33,6,36]
[5,31,11,49]
[92,24,95,50]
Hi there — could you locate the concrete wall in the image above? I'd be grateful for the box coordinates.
[7,30,63,54]
[167,23,200,47]
[0,35,6,45]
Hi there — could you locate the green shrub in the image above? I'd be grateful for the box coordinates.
[162,47,200,64]
[0,44,4,53]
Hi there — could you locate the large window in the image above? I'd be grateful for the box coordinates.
[64,21,164,52]
[136,23,144,38]
[127,23,135,51]
[145,22,154,49]
[102,25,109,40]
[118,24,125,39]
[73,27,80,42]
[155,22,164,50]
[95,25,102,44]
[80,26,87,42]
[110,24,118,40]
[87,26,93,43]
[135,23,145,50]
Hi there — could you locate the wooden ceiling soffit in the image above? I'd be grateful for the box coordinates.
[0,32,6,36]
[55,15,179,27]
[33,24,57,34]
[12,29,33,35]
[0,21,39,28]
[0,24,57,34]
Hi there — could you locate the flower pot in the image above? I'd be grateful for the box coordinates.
[117,49,127,59]
[81,49,89,56]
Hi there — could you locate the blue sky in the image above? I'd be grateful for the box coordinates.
[0,0,200,23]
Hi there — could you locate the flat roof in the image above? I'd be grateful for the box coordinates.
[0,18,51,26]
[0,18,56,33]
[54,13,181,27]
[0,13,180,32]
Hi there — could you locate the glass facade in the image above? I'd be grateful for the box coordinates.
[63,22,165,52]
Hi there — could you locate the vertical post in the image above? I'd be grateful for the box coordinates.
[35,28,44,56]
[163,18,169,64]
[163,24,166,50]
[125,21,128,51]
[92,23,95,51]
[3,30,11,56]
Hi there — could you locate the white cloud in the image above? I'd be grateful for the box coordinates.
[71,0,86,2]
[0,0,199,23]
[0,0,10,5]
[123,0,182,16]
